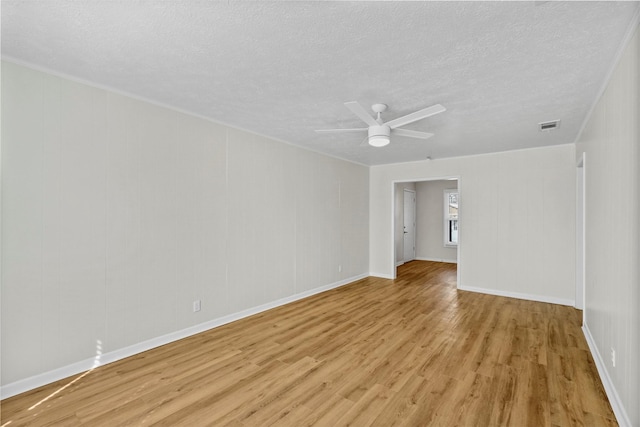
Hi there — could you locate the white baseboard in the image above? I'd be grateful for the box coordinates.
[369,272,395,279]
[396,261,404,267]
[415,257,458,264]
[0,273,368,400]
[582,323,630,427]
[457,285,574,306]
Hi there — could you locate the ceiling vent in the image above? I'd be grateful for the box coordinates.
[538,120,561,132]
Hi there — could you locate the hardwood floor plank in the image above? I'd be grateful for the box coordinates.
[401,373,461,426]
[299,392,354,426]
[487,364,520,426]
[1,261,617,426]
[334,383,394,426]
[547,351,584,426]
[369,374,426,426]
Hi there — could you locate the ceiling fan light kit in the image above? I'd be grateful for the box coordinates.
[368,125,391,147]
[316,101,445,148]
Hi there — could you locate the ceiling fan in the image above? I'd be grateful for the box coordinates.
[315,101,446,147]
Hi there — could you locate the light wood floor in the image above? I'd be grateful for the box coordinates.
[1,261,615,426]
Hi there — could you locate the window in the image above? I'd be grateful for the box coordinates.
[444,189,458,247]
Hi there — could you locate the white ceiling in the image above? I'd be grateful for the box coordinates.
[2,1,638,166]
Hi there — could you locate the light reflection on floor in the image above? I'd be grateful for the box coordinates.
[5,339,104,422]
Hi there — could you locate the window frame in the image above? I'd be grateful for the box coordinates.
[444,189,459,248]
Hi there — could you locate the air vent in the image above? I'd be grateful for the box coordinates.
[539,120,561,131]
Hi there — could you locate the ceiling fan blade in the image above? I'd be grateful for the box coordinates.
[315,128,367,133]
[392,128,434,140]
[385,104,446,129]
[344,101,379,127]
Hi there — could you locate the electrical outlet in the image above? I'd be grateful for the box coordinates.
[338,265,342,273]
[193,300,201,313]
[611,347,616,368]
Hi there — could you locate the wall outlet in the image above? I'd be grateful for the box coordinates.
[193,300,201,313]
[611,347,616,368]
[338,265,342,273]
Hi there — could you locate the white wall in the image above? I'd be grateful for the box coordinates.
[393,182,415,265]
[0,61,369,392]
[415,180,458,263]
[575,23,639,427]
[370,145,576,305]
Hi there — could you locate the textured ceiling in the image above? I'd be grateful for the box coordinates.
[2,1,638,165]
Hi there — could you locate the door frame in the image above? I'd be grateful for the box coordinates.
[576,154,586,314]
[392,177,461,285]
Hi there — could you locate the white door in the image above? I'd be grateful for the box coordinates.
[403,189,416,262]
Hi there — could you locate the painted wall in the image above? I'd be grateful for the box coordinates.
[575,24,639,426]
[393,182,416,265]
[370,145,576,304]
[1,61,370,390]
[415,180,458,263]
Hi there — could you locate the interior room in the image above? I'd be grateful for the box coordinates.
[1,1,639,426]
[394,179,459,269]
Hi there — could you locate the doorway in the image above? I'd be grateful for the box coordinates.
[393,178,460,281]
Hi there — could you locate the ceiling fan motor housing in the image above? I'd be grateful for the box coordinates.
[368,125,391,147]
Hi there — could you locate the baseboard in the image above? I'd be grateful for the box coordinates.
[396,261,404,267]
[369,272,395,279]
[0,273,368,400]
[582,323,631,427]
[457,285,574,306]
[415,257,458,264]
